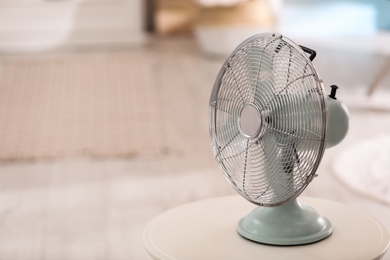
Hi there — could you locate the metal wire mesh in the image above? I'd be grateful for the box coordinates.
[209,33,327,207]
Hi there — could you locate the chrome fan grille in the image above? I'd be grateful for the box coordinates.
[209,33,327,206]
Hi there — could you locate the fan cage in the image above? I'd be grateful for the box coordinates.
[209,33,327,207]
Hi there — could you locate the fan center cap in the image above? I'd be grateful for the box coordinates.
[239,104,262,138]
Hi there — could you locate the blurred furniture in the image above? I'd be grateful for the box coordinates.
[143,196,390,260]
[0,0,144,53]
[368,55,390,96]
[277,0,390,96]
[194,0,275,56]
[291,32,390,96]
[155,0,197,35]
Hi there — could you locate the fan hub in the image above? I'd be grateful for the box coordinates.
[239,104,262,138]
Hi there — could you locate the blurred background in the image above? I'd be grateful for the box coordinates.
[0,0,390,259]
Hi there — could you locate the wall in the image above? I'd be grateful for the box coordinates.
[0,0,144,53]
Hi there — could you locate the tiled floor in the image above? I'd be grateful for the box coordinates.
[0,36,389,259]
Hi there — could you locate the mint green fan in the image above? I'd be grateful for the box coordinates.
[209,33,349,245]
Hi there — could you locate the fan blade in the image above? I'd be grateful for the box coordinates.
[257,130,295,201]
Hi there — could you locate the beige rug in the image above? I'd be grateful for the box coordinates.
[0,53,164,161]
[332,136,390,205]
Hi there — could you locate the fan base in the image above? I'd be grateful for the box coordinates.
[237,198,332,245]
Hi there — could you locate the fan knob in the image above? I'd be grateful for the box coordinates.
[329,85,339,99]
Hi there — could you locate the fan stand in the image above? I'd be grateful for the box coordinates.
[237,198,332,245]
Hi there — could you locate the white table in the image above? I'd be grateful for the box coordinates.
[143,196,390,260]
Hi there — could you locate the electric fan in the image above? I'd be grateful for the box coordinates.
[209,33,349,245]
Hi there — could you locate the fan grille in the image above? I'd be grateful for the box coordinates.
[209,33,327,206]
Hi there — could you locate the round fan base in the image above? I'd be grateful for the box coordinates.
[237,198,332,245]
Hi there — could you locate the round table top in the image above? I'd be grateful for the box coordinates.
[143,196,390,260]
